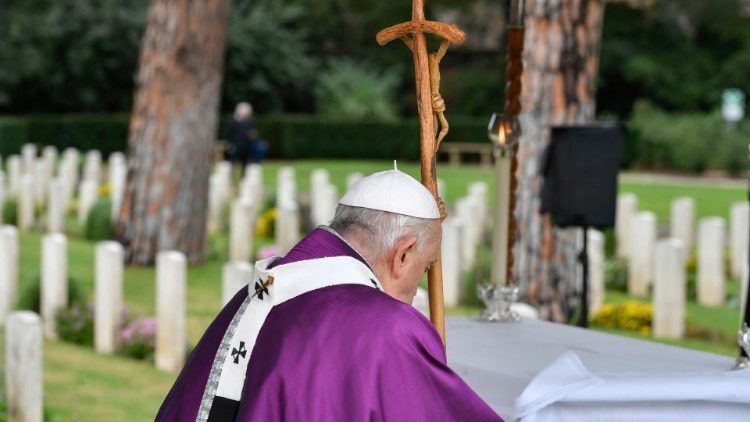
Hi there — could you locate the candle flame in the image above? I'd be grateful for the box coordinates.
[498,120,507,147]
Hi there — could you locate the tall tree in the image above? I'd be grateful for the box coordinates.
[515,0,604,322]
[118,0,230,265]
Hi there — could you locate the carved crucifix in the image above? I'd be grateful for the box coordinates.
[377,0,465,345]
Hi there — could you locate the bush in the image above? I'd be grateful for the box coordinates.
[605,259,629,292]
[56,304,94,347]
[16,273,87,313]
[2,199,17,226]
[84,199,114,241]
[314,59,401,121]
[628,101,750,174]
[591,301,653,335]
[119,317,157,361]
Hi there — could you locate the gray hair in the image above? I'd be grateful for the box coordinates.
[234,102,253,121]
[329,204,437,264]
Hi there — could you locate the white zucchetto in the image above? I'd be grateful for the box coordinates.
[339,167,440,219]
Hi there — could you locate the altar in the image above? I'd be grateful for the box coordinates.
[446,317,750,421]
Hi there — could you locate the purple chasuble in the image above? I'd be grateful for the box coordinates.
[156,227,502,421]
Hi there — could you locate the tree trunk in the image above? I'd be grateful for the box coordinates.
[118,0,230,265]
[514,0,604,322]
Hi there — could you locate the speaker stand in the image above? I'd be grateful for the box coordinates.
[578,226,590,328]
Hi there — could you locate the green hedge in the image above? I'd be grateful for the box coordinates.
[0,114,489,161]
[0,114,130,157]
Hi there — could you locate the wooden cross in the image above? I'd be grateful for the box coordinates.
[377,0,465,345]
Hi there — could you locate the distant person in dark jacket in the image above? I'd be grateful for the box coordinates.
[226,102,259,167]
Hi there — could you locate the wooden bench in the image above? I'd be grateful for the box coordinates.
[439,142,494,167]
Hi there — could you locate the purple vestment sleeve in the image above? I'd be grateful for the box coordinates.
[155,287,249,421]
[236,285,502,421]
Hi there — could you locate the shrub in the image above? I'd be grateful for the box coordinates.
[2,199,17,226]
[605,259,629,292]
[16,273,86,313]
[56,304,94,347]
[84,199,114,241]
[119,317,157,361]
[628,101,750,174]
[591,301,653,335]
[314,59,401,121]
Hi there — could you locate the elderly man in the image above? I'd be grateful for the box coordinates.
[156,168,502,421]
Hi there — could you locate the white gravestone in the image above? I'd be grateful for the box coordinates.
[276,167,296,210]
[653,238,685,339]
[18,174,35,231]
[616,193,638,259]
[276,206,300,256]
[108,153,128,221]
[60,148,80,209]
[77,179,99,225]
[83,150,102,183]
[41,146,57,184]
[5,311,44,422]
[207,173,223,234]
[670,197,695,262]
[0,226,19,326]
[41,233,68,339]
[437,178,446,199]
[21,143,37,175]
[41,148,57,210]
[229,199,254,262]
[587,230,605,315]
[322,183,338,225]
[455,196,480,270]
[441,217,464,307]
[697,217,726,307]
[222,261,253,307]
[94,241,124,354]
[7,155,22,198]
[239,168,263,208]
[628,211,656,297]
[156,250,187,372]
[468,182,488,230]
[730,202,749,279]
[33,159,47,208]
[310,169,330,226]
[46,178,66,233]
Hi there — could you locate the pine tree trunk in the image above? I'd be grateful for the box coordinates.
[515,0,604,322]
[118,0,230,265]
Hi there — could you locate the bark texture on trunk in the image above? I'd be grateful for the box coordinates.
[118,0,230,265]
[515,0,604,322]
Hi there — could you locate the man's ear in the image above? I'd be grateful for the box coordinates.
[389,235,418,278]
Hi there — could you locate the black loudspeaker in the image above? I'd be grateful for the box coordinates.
[540,125,622,230]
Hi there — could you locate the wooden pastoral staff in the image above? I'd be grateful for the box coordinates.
[377,0,466,345]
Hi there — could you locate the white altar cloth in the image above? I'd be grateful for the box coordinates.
[446,317,750,421]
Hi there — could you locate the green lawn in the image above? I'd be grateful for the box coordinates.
[0,160,747,420]
[619,180,746,223]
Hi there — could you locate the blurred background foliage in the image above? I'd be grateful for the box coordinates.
[1,0,747,117]
[0,0,749,174]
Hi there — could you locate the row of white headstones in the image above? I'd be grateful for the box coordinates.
[612,193,750,339]
[0,143,128,232]
[1,236,185,422]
